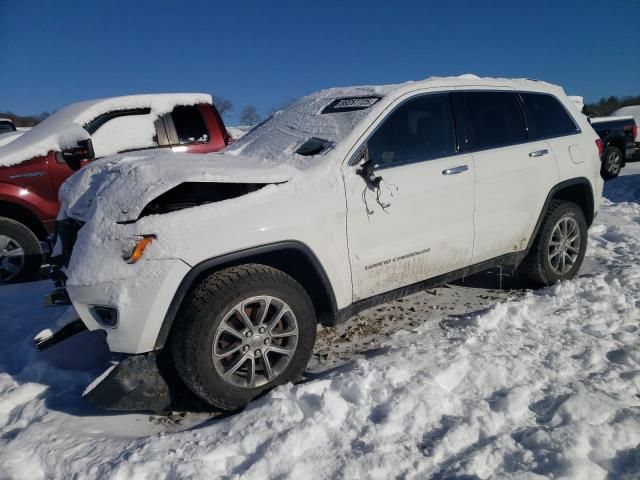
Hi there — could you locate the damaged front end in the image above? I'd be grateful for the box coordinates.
[34,307,178,412]
[134,181,270,219]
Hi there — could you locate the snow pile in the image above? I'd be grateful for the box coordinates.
[1,166,640,478]
[0,93,211,168]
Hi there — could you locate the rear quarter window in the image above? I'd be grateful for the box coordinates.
[520,93,579,140]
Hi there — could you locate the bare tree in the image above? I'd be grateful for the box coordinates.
[211,95,234,119]
[239,105,261,125]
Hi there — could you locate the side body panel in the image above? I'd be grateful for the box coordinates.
[343,154,476,301]
[0,154,60,234]
[470,141,559,263]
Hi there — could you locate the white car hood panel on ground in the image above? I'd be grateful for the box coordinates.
[0,93,211,168]
[59,151,297,223]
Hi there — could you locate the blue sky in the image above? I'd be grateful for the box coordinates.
[1,0,638,123]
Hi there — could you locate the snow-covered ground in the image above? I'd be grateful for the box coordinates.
[2,166,640,479]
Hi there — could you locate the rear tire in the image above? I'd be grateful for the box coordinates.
[601,145,623,179]
[0,217,42,284]
[517,201,587,288]
[171,264,317,411]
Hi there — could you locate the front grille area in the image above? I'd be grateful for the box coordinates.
[55,218,84,268]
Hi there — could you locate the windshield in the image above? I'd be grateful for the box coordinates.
[226,89,384,163]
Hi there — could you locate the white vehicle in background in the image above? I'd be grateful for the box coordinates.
[611,105,640,156]
[0,118,22,147]
[39,75,604,412]
[0,118,16,134]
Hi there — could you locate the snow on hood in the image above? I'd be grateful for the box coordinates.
[60,151,296,223]
[0,93,211,168]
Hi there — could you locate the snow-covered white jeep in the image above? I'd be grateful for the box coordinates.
[40,76,603,412]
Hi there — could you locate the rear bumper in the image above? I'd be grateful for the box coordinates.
[66,258,191,354]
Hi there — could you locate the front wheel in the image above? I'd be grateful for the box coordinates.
[517,201,588,288]
[171,264,317,411]
[0,217,42,284]
[601,146,623,179]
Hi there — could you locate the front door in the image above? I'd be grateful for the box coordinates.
[343,93,476,302]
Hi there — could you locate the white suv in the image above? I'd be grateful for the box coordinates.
[41,76,603,411]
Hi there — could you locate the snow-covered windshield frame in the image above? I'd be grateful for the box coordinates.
[226,93,385,163]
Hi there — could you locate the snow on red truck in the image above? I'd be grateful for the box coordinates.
[0,94,231,283]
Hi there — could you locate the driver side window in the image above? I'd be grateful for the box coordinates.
[368,93,456,168]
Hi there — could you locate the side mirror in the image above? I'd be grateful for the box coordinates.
[60,139,94,171]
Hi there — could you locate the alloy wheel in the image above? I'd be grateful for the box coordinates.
[0,234,25,282]
[548,216,581,275]
[606,150,622,176]
[212,295,299,389]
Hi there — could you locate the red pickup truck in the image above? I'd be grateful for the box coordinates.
[0,94,231,284]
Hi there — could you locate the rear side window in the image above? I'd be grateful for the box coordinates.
[459,92,527,150]
[171,105,209,144]
[520,93,578,139]
[368,93,456,167]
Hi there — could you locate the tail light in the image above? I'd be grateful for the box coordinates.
[623,124,638,141]
[595,138,604,156]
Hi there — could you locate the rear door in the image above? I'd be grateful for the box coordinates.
[455,91,559,264]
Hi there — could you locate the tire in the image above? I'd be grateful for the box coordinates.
[517,201,588,288]
[601,145,623,179]
[0,217,42,284]
[170,264,317,411]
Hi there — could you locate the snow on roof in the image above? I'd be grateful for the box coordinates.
[228,74,570,166]
[0,118,14,123]
[568,96,584,112]
[611,105,640,124]
[0,93,211,168]
[590,115,635,124]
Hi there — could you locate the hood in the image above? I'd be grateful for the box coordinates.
[60,150,296,223]
[0,130,24,148]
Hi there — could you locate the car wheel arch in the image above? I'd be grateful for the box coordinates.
[154,240,339,350]
[0,200,48,240]
[526,177,595,253]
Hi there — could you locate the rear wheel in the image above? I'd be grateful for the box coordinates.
[0,217,42,284]
[601,146,623,179]
[171,264,317,411]
[517,201,587,288]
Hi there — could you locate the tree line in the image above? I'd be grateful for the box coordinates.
[583,95,640,117]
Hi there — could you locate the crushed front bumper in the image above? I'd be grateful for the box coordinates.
[34,305,178,412]
[82,352,174,412]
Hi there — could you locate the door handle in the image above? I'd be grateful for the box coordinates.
[529,149,549,157]
[442,165,469,176]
